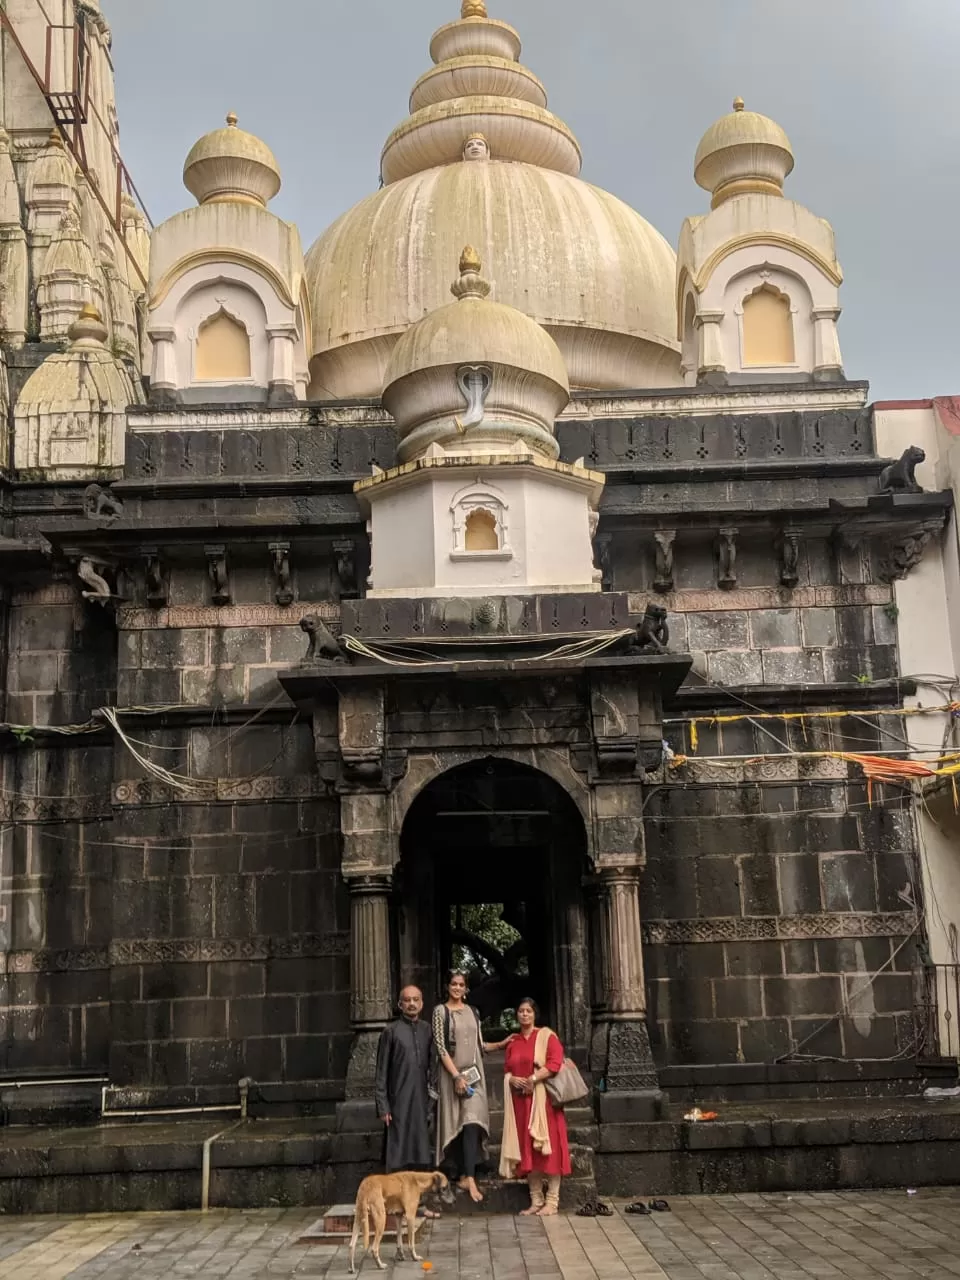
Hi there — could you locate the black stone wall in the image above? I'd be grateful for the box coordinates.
[0,394,936,1098]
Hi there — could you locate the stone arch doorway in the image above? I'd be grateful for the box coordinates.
[396,757,591,1052]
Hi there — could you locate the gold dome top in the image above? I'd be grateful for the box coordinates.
[305,5,680,400]
[695,98,794,208]
[183,113,281,207]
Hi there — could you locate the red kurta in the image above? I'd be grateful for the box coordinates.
[504,1030,572,1177]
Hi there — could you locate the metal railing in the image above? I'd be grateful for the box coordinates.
[916,962,960,1061]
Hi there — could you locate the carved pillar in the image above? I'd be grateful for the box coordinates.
[695,310,726,382]
[587,864,661,1118]
[267,325,299,405]
[343,871,394,1102]
[812,307,843,382]
[148,328,179,404]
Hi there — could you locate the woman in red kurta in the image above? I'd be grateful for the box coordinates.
[504,998,571,1216]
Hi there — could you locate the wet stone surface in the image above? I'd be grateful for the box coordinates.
[1,1189,960,1278]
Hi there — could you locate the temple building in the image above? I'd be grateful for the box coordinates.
[0,0,957,1209]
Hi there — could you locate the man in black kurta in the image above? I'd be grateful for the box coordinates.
[375,985,435,1171]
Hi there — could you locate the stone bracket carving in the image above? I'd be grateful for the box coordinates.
[778,528,801,588]
[143,546,167,608]
[334,538,359,599]
[653,530,676,594]
[589,674,664,779]
[205,544,230,606]
[270,541,293,606]
[73,554,115,606]
[879,526,937,583]
[717,527,738,590]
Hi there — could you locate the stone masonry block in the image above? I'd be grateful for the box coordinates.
[707,650,763,686]
[750,609,801,649]
[141,629,206,669]
[214,628,268,666]
[764,975,842,1018]
[761,648,825,685]
[801,607,838,648]
[777,854,822,914]
[820,854,877,912]
[688,612,750,650]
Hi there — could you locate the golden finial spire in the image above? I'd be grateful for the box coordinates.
[226,111,239,127]
[451,246,491,301]
[461,0,487,16]
[733,97,745,112]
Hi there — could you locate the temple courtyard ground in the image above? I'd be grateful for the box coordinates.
[2,1189,960,1279]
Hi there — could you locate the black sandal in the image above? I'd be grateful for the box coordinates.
[595,1202,613,1217]
[576,1202,598,1217]
[649,1199,671,1212]
[625,1201,651,1215]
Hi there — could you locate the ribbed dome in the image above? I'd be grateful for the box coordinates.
[304,3,680,400]
[183,113,281,208]
[383,246,569,461]
[695,98,794,208]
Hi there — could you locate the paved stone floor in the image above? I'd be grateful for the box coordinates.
[2,1190,960,1278]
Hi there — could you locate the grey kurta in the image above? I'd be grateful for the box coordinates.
[374,1016,435,1172]
[433,1004,489,1165]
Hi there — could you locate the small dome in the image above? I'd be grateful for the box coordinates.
[695,98,794,208]
[383,247,569,462]
[18,302,137,409]
[183,113,281,208]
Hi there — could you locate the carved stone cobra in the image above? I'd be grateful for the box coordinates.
[455,364,493,433]
[879,445,925,494]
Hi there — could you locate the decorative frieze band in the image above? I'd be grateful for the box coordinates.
[642,911,917,945]
[0,797,111,823]
[6,947,109,973]
[112,775,322,806]
[117,602,340,631]
[670,756,850,784]
[109,933,350,965]
[4,933,351,972]
[629,585,893,614]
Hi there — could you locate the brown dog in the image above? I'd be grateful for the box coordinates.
[348,1170,450,1274]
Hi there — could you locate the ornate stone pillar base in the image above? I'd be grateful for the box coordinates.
[591,1019,664,1122]
[588,865,663,1121]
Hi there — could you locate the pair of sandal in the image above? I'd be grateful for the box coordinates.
[625,1199,670,1215]
[576,1200,613,1217]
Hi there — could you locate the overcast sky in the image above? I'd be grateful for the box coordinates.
[104,0,960,402]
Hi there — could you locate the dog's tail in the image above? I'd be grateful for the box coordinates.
[348,1201,367,1275]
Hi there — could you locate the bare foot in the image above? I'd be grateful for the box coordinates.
[539,1205,558,1217]
[465,1177,484,1204]
[458,1177,470,1191]
[519,1205,542,1216]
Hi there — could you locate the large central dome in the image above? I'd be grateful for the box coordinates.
[304,2,681,400]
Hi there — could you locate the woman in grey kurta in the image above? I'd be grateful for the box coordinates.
[432,970,511,1203]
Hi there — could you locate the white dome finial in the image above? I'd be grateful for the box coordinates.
[695,99,794,208]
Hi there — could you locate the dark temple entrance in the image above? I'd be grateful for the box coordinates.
[396,759,591,1050]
